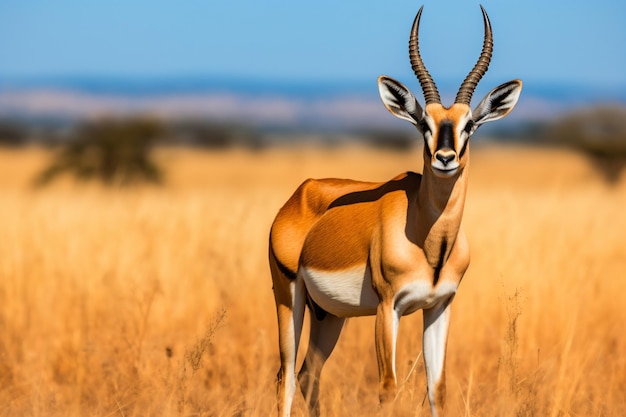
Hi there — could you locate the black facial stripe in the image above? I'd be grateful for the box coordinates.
[436,121,454,151]
[423,138,432,157]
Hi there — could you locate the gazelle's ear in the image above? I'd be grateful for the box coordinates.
[378,75,424,127]
[472,80,522,129]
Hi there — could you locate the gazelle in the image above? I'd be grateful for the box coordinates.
[269,5,521,417]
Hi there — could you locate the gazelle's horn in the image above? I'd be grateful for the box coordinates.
[455,5,493,105]
[409,6,441,105]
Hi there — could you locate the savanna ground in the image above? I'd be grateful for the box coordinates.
[0,143,624,416]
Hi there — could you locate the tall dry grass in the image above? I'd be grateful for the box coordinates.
[0,144,624,416]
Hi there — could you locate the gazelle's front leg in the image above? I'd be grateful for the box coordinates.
[422,297,453,417]
[375,300,400,410]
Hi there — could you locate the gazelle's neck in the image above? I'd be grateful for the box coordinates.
[414,154,470,269]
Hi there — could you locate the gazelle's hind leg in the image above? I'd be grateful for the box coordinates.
[271,262,307,417]
[298,306,345,417]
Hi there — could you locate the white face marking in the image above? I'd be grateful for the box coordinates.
[300,265,379,317]
[424,110,473,176]
[421,114,436,152]
[455,110,473,154]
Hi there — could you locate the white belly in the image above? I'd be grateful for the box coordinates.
[300,265,379,317]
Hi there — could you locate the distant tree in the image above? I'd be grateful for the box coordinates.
[0,119,27,146]
[544,106,626,184]
[35,117,166,186]
[171,120,265,149]
[362,129,415,151]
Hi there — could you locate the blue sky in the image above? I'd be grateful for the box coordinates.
[0,0,625,91]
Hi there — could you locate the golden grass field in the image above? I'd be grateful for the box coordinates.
[0,143,624,416]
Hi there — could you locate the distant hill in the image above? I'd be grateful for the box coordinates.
[2,77,626,183]
[1,76,625,132]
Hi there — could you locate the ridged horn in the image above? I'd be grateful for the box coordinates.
[455,5,493,105]
[409,6,441,105]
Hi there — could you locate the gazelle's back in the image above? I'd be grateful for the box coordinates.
[270,173,419,278]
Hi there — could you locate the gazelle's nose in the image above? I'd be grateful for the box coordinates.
[435,149,456,166]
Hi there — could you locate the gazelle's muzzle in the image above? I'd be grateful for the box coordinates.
[431,148,459,176]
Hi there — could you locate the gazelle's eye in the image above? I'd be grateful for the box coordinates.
[463,120,474,135]
[419,120,430,133]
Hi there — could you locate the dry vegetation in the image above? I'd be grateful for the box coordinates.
[0,143,624,416]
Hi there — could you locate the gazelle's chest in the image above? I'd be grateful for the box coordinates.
[297,187,468,317]
[381,230,468,314]
[299,222,467,318]
[392,278,459,316]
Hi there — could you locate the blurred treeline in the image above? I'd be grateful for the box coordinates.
[0,104,625,185]
[0,116,419,186]
[499,106,626,183]
[0,116,416,150]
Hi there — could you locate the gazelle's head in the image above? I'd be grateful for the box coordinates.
[378,6,522,177]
